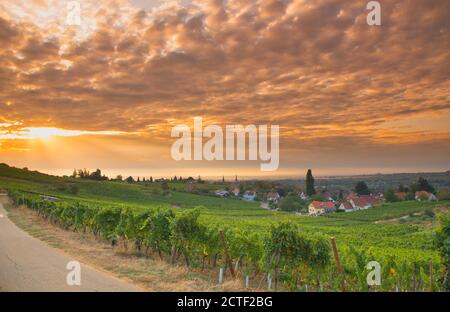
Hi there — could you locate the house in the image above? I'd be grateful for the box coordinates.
[299,192,308,200]
[321,192,335,202]
[415,191,437,201]
[395,192,407,201]
[214,189,229,197]
[308,201,336,215]
[242,191,257,201]
[375,192,385,202]
[350,195,380,210]
[338,201,354,212]
[266,191,280,204]
[231,188,240,197]
[345,191,358,201]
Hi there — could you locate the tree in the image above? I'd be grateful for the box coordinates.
[279,193,306,212]
[309,194,325,202]
[354,181,370,196]
[161,181,170,195]
[408,182,418,199]
[417,177,435,194]
[384,188,399,203]
[305,169,316,196]
[338,190,344,201]
[115,175,123,182]
[77,169,86,178]
[149,176,153,183]
[398,184,409,193]
[125,176,134,183]
[276,187,287,197]
[437,189,450,201]
[89,169,102,181]
[71,169,77,178]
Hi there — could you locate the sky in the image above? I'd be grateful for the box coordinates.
[0,0,449,178]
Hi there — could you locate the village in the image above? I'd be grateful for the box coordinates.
[213,187,439,216]
[209,170,443,216]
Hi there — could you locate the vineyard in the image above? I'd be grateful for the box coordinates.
[0,164,448,291]
[4,187,449,292]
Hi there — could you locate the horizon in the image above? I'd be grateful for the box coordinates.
[8,164,449,181]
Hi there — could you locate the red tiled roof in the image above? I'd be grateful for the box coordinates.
[341,202,353,209]
[415,191,430,196]
[395,192,407,200]
[322,201,335,209]
[311,201,335,210]
[310,201,323,209]
[351,195,379,208]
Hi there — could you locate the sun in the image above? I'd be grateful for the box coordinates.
[22,127,78,140]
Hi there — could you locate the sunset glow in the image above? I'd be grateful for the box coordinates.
[0,127,125,140]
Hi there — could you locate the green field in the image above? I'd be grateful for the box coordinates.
[1,163,448,291]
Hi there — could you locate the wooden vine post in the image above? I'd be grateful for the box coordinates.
[429,259,433,292]
[219,230,235,278]
[331,237,346,291]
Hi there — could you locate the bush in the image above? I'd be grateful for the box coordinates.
[384,189,399,203]
[437,189,450,201]
[279,193,306,212]
[68,184,79,195]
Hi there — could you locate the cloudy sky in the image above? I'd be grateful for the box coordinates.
[0,0,449,178]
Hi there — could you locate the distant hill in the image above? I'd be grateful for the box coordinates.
[0,163,62,184]
[272,171,450,191]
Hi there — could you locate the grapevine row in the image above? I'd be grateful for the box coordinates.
[6,189,445,291]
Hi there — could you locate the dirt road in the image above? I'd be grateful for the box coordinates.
[0,195,143,292]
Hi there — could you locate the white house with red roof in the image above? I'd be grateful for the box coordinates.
[338,201,354,212]
[308,201,336,215]
[349,195,380,210]
[338,195,380,212]
[415,191,437,201]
